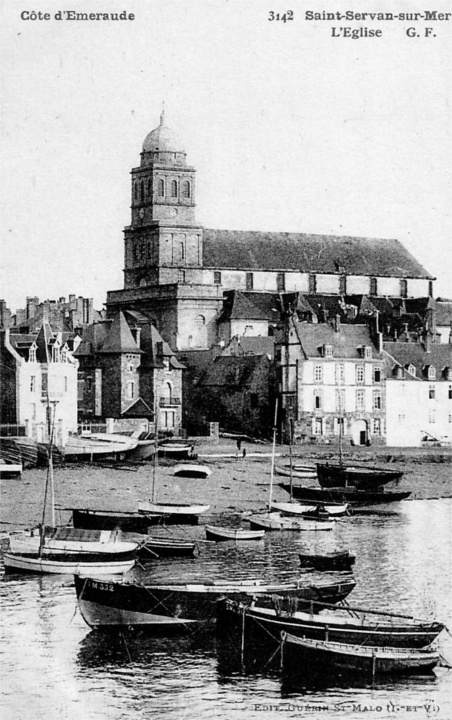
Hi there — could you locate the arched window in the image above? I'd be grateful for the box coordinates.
[182,181,190,198]
[158,179,165,197]
[171,180,178,197]
[179,243,184,260]
[147,179,152,195]
[134,183,138,200]
[140,181,145,202]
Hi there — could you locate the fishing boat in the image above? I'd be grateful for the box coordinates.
[316,463,404,490]
[281,484,411,506]
[74,574,356,630]
[270,501,348,517]
[298,550,355,571]
[280,633,440,676]
[217,598,444,649]
[3,404,138,575]
[205,525,265,541]
[173,464,212,479]
[0,459,23,478]
[249,512,334,532]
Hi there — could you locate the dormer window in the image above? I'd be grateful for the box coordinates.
[364,346,372,360]
[394,365,404,379]
[444,367,452,381]
[425,365,436,380]
[61,346,68,363]
[52,345,59,362]
[29,346,36,363]
[406,363,416,377]
[324,344,333,358]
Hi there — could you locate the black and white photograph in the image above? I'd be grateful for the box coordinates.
[1,1,451,718]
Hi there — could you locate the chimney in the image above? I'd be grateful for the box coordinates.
[334,314,341,332]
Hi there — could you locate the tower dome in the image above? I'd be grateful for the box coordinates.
[142,110,183,153]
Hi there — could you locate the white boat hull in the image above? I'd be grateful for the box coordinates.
[205,525,265,541]
[9,535,138,555]
[138,501,210,516]
[3,552,135,575]
[249,512,334,531]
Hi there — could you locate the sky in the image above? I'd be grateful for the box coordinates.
[1,0,451,312]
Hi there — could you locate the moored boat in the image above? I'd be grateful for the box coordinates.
[316,462,404,490]
[298,550,355,571]
[275,465,317,479]
[62,433,139,461]
[205,525,265,541]
[74,574,356,630]
[281,484,411,506]
[0,459,23,478]
[158,442,192,459]
[280,633,440,676]
[217,598,444,649]
[3,551,136,575]
[137,501,210,524]
[270,501,348,517]
[248,512,334,532]
[72,508,164,532]
[173,464,212,479]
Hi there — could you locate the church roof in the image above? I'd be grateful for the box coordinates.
[202,230,432,278]
[219,291,279,322]
[98,312,142,354]
[142,110,183,153]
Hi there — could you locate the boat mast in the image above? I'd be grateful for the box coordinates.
[268,398,278,510]
[288,408,293,501]
[151,394,158,503]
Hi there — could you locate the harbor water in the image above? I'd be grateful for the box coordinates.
[1,456,451,720]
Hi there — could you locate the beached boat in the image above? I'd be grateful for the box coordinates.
[298,550,355,571]
[137,536,198,558]
[74,574,356,630]
[217,598,444,649]
[270,501,348,517]
[280,633,439,676]
[158,442,192,458]
[275,465,317,479]
[205,525,265,542]
[249,512,334,532]
[137,501,210,524]
[173,464,212,479]
[316,462,404,490]
[72,508,164,532]
[281,484,411,506]
[0,459,23,478]
[62,433,138,461]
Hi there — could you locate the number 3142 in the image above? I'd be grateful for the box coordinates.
[268,10,294,22]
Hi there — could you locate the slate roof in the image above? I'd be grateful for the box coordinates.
[35,321,54,363]
[292,320,379,359]
[219,291,280,322]
[98,312,142,354]
[227,336,275,357]
[122,397,154,417]
[435,300,452,326]
[203,230,433,278]
[383,342,452,380]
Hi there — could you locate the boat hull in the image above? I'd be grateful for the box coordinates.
[173,464,212,479]
[72,509,164,532]
[137,501,210,525]
[316,463,403,490]
[249,512,334,531]
[3,552,135,575]
[281,634,439,675]
[218,600,444,649]
[74,575,356,630]
[205,525,265,541]
[275,465,317,479]
[298,551,355,572]
[282,485,411,506]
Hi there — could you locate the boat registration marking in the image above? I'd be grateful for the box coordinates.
[90,580,115,592]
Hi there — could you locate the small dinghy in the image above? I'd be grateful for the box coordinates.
[173,464,212,479]
[280,633,440,676]
[205,525,265,541]
[298,550,355,571]
[249,512,334,532]
[270,501,348,517]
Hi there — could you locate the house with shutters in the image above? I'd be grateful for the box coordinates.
[0,322,78,445]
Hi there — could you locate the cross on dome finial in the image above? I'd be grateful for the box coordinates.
[160,102,165,125]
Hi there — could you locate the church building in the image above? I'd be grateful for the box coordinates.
[106,112,434,352]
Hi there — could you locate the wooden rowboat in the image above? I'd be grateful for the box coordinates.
[249,512,334,532]
[298,550,355,571]
[280,633,439,676]
[173,464,212,479]
[217,598,444,649]
[270,501,348,517]
[205,525,265,541]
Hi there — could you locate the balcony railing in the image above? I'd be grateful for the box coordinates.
[159,397,181,407]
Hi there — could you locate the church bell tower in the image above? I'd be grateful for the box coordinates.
[124,111,203,289]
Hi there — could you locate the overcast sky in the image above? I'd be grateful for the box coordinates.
[1,0,451,312]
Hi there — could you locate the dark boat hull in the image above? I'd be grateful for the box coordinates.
[72,509,181,532]
[217,600,443,649]
[298,551,355,572]
[316,463,403,490]
[281,634,439,676]
[281,485,411,505]
[74,575,356,630]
